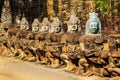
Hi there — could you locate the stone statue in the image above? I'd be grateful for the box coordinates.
[41,17,51,32]
[1,0,12,24]
[20,17,29,30]
[15,15,21,27]
[85,12,101,34]
[32,18,41,32]
[51,17,62,33]
[67,13,81,33]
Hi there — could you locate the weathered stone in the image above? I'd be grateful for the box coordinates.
[41,17,51,32]
[20,17,29,30]
[7,27,19,37]
[0,42,8,56]
[14,15,21,27]
[32,18,41,32]
[111,51,120,58]
[1,0,12,29]
[85,12,101,35]
[67,13,81,33]
[95,35,106,44]
[61,32,81,44]
[99,50,109,59]
[51,17,63,33]
[46,45,59,52]
[60,53,76,71]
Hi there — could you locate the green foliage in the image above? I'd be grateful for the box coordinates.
[94,0,110,14]
[38,11,46,21]
[40,12,45,18]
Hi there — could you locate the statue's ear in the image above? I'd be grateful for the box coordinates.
[97,22,99,28]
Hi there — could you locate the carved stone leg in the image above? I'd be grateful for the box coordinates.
[74,66,84,75]
[35,53,41,63]
[24,50,36,62]
[49,57,60,68]
[0,44,8,56]
[60,54,76,71]
[9,47,17,57]
[105,64,120,76]
[17,49,27,60]
[82,66,95,76]
[27,56,36,62]
[40,56,48,64]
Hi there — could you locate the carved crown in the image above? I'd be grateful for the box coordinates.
[89,12,98,19]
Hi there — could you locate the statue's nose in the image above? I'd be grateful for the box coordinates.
[92,25,96,28]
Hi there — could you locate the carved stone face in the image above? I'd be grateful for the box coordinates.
[85,12,101,34]
[51,17,62,33]
[69,23,78,31]
[20,17,29,30]
[4,0,9,7]
[32,18,41,32]
[41,17,51,32]
[67,14,80,32]
[88,21,98,34]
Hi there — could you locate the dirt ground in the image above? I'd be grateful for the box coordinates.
[0,57,120,80]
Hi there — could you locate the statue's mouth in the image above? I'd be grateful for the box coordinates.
[54,27,61,33]
[71,25,77,30]
[33,27,39,32]
[43,26,49,32]
[21,25,27,30]
[89,28,98,34]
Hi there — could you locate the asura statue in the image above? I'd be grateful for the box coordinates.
[85,12,101,35]
[20,17,29,30]
[67,13,81,33]
[41,17,51,32]
[51,17,63,33]
[1,0,12,24]
[14,15,21,27]
[32,18,41,32]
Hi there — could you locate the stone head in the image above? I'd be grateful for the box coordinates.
[85,12,101,34]
[67,13,80,32]
[32,18,41,32]
[4,0,10,7]
[88,21,99,34]
[20,17,29,30]
[41,17,51,32]
[51,17,62,33]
